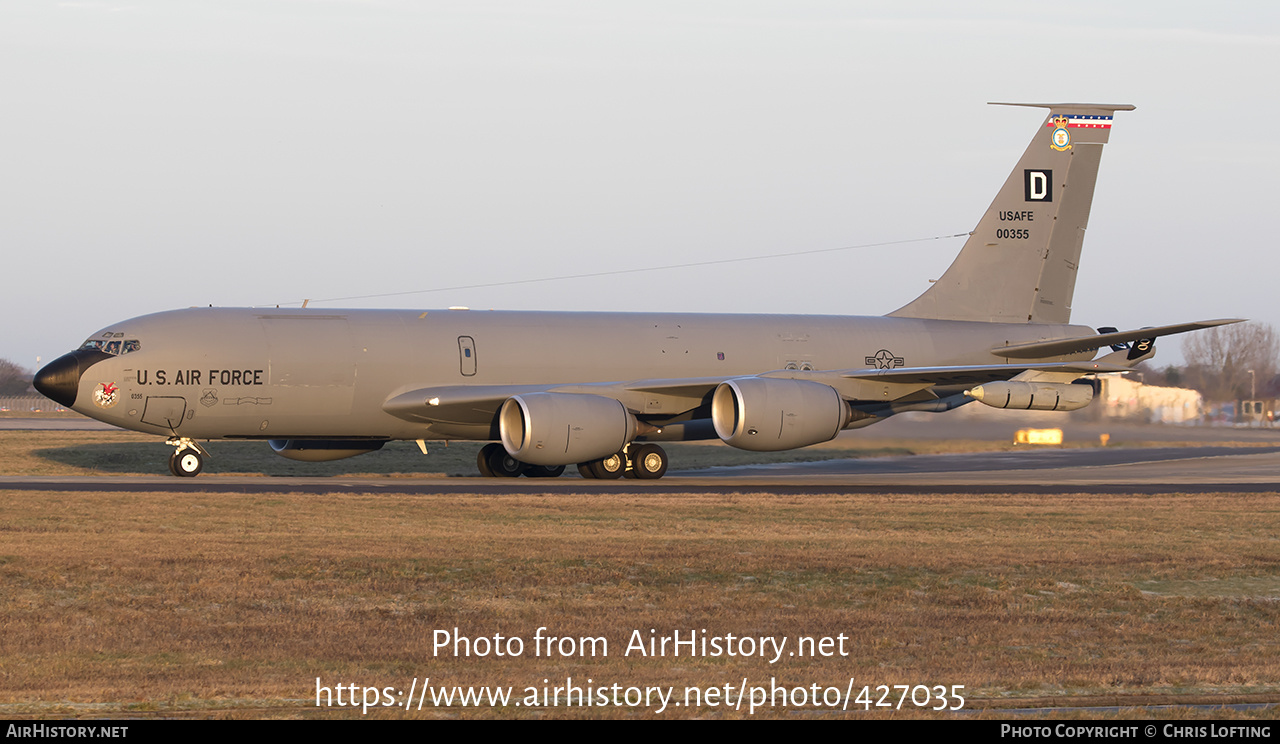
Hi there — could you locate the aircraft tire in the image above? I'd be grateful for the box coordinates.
[632,444,668,480]
[576,462,598,479]
[593,453,626,480]
[486,446,527,478]
[526,464,566,478]
[171,448,203,478]
[477,443,501,477]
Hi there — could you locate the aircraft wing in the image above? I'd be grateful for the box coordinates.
[990,319,1243,359]
[383,358,1134,426]
[833,360,1131,386]
[384,384,557,425]
[383,377,729,425]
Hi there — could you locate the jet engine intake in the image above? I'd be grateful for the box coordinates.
[711,378,850,452]
[269,439,386,462]
[499,393,638,466]
[966,381,1093,411]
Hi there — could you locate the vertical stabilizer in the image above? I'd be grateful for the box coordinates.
[889,102,1134,324]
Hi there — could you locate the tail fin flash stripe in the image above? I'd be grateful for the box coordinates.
[1048,114,1114,129]
[888,102,1134,325]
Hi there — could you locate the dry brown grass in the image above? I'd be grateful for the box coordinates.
[1,488,1278,718]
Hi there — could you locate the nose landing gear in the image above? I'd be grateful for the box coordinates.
[166,437,208,477]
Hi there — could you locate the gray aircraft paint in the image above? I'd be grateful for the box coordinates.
[62,309,1095,441]
[33,103,1240,476]
[891,103,1135,324]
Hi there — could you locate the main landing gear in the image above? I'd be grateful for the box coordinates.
[477,442,669,480]
[622,443,669,480]
[166,437,208,477]
[475,443,567,478]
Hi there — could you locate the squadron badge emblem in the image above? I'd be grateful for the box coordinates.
[93,382,120,408]
[1049,115,1072,152]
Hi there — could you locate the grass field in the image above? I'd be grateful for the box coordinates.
[1,486,1278,719]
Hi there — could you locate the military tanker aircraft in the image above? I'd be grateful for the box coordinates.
[34,102,1238,478]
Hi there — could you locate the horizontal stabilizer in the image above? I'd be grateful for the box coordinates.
[990,319,1244,359]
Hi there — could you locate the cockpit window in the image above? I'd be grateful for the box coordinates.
[82,339,141,355]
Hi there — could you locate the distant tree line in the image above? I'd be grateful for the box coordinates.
[0,358,33,396]
[1139,322,1279,403]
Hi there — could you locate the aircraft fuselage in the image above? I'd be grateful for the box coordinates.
[54,307,1093,441]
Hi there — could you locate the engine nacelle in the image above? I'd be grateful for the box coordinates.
[499,393,637,466]
[711,377,850,452]
[966,381,1094,411]
[269,439,386,462]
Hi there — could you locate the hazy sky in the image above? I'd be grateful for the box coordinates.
[3,1,1277,371]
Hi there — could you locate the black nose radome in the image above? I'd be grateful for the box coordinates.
[33,348,113,408]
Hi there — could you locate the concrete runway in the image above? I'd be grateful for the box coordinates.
[4,445,1279,495]
[4,414,1278,494]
